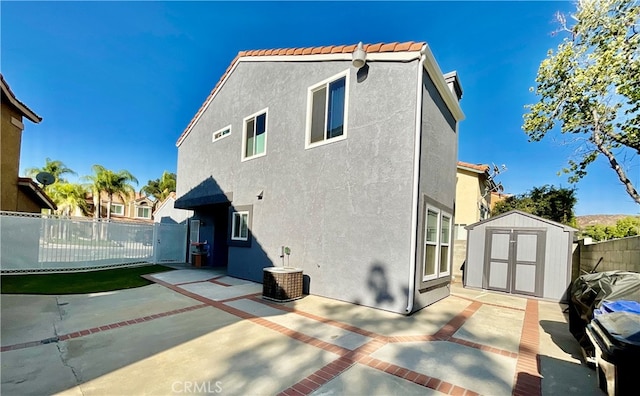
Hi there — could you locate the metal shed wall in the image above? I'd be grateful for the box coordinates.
[465,211,575,301]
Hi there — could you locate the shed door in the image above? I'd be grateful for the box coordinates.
[484,229,545,297]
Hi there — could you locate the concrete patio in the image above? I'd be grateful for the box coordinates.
[1,268,601,395]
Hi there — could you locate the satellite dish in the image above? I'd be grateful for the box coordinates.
[36,172,55,187]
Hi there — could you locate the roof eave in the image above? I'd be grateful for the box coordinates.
[420,44,465,122]
[0,76,42,123]
[17,178,57,211]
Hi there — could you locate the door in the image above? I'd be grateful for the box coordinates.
[483,228,545,297]
[188,219,200,263]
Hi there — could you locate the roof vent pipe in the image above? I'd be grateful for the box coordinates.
[352,42,367,69]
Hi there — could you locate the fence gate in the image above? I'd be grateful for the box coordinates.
[1,212,188,273]
[154,223,188,263]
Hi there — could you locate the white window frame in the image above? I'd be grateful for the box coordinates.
[439,213,452,277]
[241,108,268,161]
[422,206,452,281]
[212,125,231,142]
[305,70,349,149]
[231,211,249,241]
[110,203,124,216]
[135,205,151,219]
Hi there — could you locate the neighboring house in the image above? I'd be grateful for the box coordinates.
[454,161,494,239]
[154,192,192,224]
[82,191,155,222]
[174,41,464,314]
[0,74,56,213]
[452,161,497,282]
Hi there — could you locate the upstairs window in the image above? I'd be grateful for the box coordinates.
[212,125,231,142]
[306,71,349,148]
[242,109,268,160]
[136,203,151,219]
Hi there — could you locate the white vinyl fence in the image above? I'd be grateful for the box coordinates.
[0,211,187,273]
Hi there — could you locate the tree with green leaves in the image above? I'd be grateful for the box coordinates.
[25,158,76,190]
[49,182,90,217]
[84,165,138,219]
[141,171,176,202]
[581,216,640,240]
[523,0,640,204]
[491,185,577,225]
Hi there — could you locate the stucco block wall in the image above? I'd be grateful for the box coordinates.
[1,104,23,211]
[578,236,640,273]
[177,59,419,313]
[452,240,466,282]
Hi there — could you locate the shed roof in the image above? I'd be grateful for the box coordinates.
[465,210,578,232]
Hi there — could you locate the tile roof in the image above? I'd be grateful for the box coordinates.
[176,41,426,146]
[0,73,42,123]
[457,161,489,173]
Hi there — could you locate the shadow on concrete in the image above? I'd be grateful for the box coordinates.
[539,355,601,395]
[540,319,585,361]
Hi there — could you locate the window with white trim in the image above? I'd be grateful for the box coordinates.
[231,211,249,241]
[110,203,124,216]
[440,214,451,275]
[306,71,348,148]
[136,204,151,219]
[242,109,267,160]
[423,207,452,280]
[212,125,231,142]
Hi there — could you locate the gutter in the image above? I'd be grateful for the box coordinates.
[406,46,427,314]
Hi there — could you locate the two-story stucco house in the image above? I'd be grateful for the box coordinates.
[174,41,464,314]
[1,74,56,214]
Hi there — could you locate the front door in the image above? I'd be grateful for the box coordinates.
[484,228,545,297]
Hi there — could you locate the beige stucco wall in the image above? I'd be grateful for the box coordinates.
[454,168,487,226]
[1,102,23,212]
[578,236,640,274]
[452,168,489,282]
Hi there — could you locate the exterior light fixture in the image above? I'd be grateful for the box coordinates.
[352,42,366,69]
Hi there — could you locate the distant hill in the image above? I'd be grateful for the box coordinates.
[576,214,638,229]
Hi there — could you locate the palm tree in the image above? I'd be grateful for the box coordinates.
[141,171,176,202]
[84,165,138,219]
[25,158,76,190]
[49,183,90,217]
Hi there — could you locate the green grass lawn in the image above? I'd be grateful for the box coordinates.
[0,265,174,294]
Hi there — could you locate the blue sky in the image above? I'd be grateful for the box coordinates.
[2,1,638,215]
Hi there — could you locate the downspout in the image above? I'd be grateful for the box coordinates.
[406,46,427,314]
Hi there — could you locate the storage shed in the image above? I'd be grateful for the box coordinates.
[464,210,577,301]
